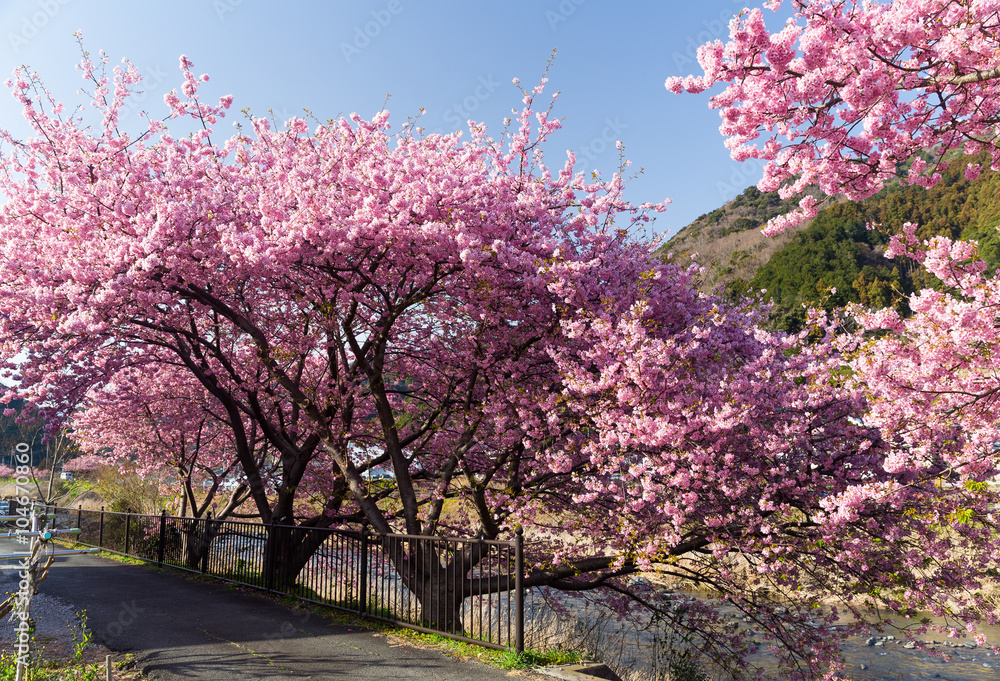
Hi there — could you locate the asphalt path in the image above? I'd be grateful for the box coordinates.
[0,539,544,680]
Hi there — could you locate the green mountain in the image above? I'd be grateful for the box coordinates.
[661,185,824,293]
[663,155,1000,331]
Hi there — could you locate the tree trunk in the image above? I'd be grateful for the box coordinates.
[261,523,334,593]
[412,567,464,634]
[179,517,219,569]
[179,524,202,569]
[386,537,467,634]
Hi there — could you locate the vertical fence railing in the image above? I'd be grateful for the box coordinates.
[360,526,370,611]
[514,527,524,654]
[123,511,131,555]
[157,510,167,565]
[47,507,526,652]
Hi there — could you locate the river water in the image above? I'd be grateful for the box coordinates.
[519,587,1000,680]
[836,634,1000,680]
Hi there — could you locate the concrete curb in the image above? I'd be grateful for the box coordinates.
[534,662,623,681]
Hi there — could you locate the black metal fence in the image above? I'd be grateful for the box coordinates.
[52,507,525,651]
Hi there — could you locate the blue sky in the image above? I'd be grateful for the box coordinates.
[0,0,771,238]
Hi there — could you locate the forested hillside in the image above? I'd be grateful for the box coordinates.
[660,185,825,291]
[666,154,1000,331]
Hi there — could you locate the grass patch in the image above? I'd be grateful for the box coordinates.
[0,654,145,681]
[268,595,584,669]
[52,539,155,567]
[0,623,146,681]
[0,654,100,681]
[94,552,147,566]
[496,648,585,669]
[353,625,584,669]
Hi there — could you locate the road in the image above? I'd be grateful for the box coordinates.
[0,540,545,680]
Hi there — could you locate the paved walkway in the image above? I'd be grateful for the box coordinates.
[0,539,546,680]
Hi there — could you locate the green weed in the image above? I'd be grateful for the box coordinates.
[0,651,103,681]
[68,611,92,662]
[380,628,583,669]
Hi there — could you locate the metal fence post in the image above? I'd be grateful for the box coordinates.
[515,528,524,654]
[98,506,104,548]
[157,510,167,566]
[76,505,82,529]
[265,519,276,590]
[200,512,212,574]
[358,521,369,614]
[124,511,131,555]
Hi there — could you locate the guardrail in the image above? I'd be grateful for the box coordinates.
[50,506,525,652]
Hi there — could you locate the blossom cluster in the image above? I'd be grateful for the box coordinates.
[667,0,1000,234]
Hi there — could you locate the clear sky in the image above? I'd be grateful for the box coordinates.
[0,0,771,238]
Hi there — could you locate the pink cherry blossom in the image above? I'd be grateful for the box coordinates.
[669,0,1000,233]
[0,39,994,678]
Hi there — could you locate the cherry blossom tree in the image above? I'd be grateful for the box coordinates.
[0,400,81,504]
[667,0,1000,234]
[71,361,270,567]
[73,362,258,518]
[60,453,107,476]
[840,229,1000,624]
[0,42,978,679]
[0,48,681,631]
[671,1,1000,674]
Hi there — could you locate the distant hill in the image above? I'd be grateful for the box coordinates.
[662,154,1000,331]
[659,185,826,292]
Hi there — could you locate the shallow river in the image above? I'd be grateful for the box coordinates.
[522,588,1000,680]
[818,631,1000,680]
